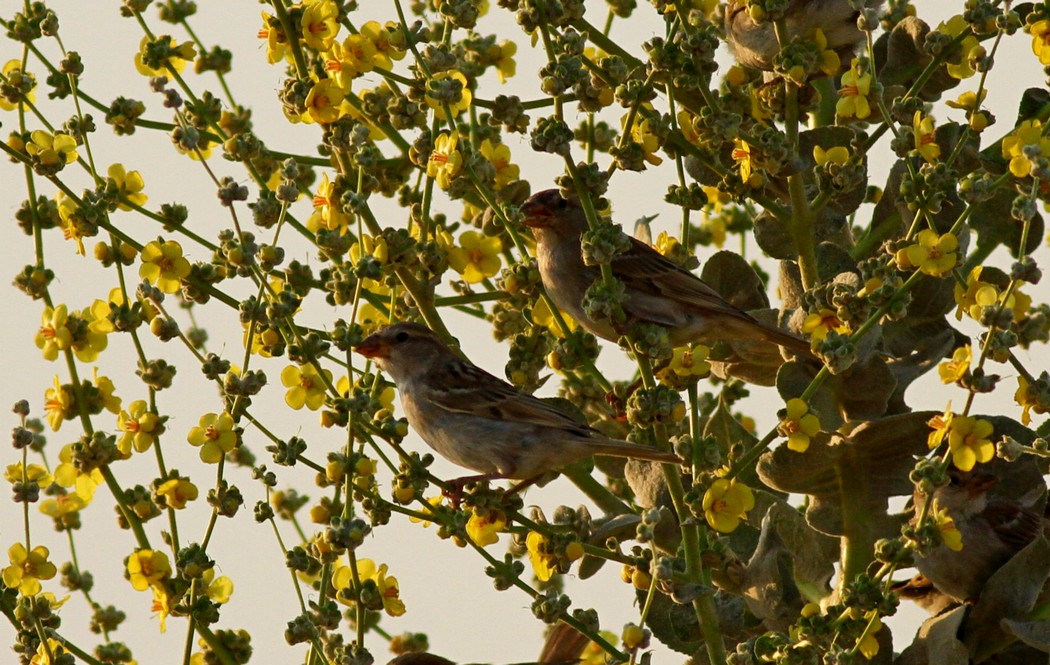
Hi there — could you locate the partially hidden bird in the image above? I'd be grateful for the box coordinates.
[521,189,813,357]
[354,322,680,482]
[912,467,1047,602]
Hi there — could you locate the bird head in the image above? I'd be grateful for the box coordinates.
[520,189,586,238]
[354,322,449,383]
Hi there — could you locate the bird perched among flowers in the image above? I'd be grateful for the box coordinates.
[912,468,1047,602]
[354,322,680,482]
[725,0,885,71]
[521,189,812,357]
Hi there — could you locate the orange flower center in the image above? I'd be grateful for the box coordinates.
[39,326,57,340]
[431,153,448,165]
[205,425,220,441]
[839,84,859,98]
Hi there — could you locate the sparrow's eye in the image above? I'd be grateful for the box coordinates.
[556,197,568,210]
[395,331,410,343]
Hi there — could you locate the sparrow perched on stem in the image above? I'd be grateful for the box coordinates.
[725,0,885,72]
[521,189,812,357]
[354,322,680,483]
[912,468,1046,602]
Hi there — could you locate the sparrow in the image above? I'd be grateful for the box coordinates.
[725,0,885,72]
[521,189,812,357]
[354,322,680,482]
[912,468,1047,602]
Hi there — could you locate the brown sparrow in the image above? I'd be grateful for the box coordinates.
[354,322,680,481]
[912,468,1046,602]
[725,0,885,71]
[521,189,812,357]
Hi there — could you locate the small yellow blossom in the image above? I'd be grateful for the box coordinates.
[281,363,332,410]
[802,308,850,342]
[304,78,347,124]
[151,584,174,633]
[466,509,506,546]
[494,39,517,83]
[259,12,291,64]
[895,229,957,276]
[931,501,964,552]
[140,240,191,294]
[731,138,762,187]
[333,559,406,616]
[108,163,148,210]
[155,476,198,510]
[4,463,52,488]
[2,544,57,596]
[702,478,755,533]
[938,346,971,385]
[425,69,472,120]
[307,172,351,234]
[912,112,941,162]
[837,59,872,119]
[937,16,981,79]
[134,35,196,76]
[447,230,502,284]
[479,139,520,187]
[427,131,462,190]
[947,415,994,471]
[1002,119,1050,178]
[35,305,72,361]
[39,490,89,521]
[927,404,953,450]
[526,531,583,582]
[954,266,999,320]
[857,613,883,659]
[127,549,172,591]
[664,345,711,379]
[117,400,163,455]
[301,0,339,52]
[187,412,238,463]
[1015,374,1050,426]
[813,145,849,167]
[0,59,36,111]
[622,105,663,166]
[43,376,73,432]
[622,623,648,650]
[26,130,78,170]
[1030,19,1050,65]
[360,21,405,70]
[531,297,577,338]
[777,399,821,453]
[53,442,104,500]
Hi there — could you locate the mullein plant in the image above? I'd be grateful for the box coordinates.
[2,0,1050,664]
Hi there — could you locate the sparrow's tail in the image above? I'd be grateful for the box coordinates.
[758,322,816,359]
[589,438,680,465]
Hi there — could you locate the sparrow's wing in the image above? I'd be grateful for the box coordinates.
[610,236,756,321]
[422,357,598,436]
[984,499,1044,550]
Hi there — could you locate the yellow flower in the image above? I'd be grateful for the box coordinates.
[1002,119,1050,178]
[0,59,36,111]
[4,463,52,488]
[836,59,872,119]
[259,12,291,65]
[25,130,78,170]
[35,304,72,361]
[526,531,583,582]
[155,476,198,510]
[117,400,163,455]
[30,638,67,665]
[308,172,351,233]
[126,549,172,591]
[360,21,406,70]
[731,138,762,187]
[777,399,821,453]
[954,266,999,321]
[664,345,711,379]
[895,229,957,276]
[857,613,883,659]
[622,105,663,166]
[938,346,971,385]
[946,415,994,472]
[937,16,981,80]
[53,442,104,500]
[479,139,520,187]
[912,112,940,162]
[1015,374,1050,426]
[140,239,191,294]
[134,35,196,77]
[151,584,174,633]
[580,632,621,665]
[2,543,57,596]
[927,404,953,450]
[187,412,238,463]
[931,501,963,552]
[427,131,462,190]
[622,623,648,650]
[702,478,755,533]
[203,568,233,604]
[447,230,502,284]
[1030,19,1050,65]
[281,363,332,410]
[332,559,406,616]
[494,40,517,83]
[108,163,148,210]
[813,145,849,167]
[425,69,472,120]
[946,89,987,111]
[43,376,73,432]
[301,0,339,52]
[801,308,849,342]
[304,78,347,124]
[39,490,89,521]
[466,509,506,546]
[531,297,577,338]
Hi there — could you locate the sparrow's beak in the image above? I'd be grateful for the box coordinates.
[354,334,389,359]
[520,200,553,229]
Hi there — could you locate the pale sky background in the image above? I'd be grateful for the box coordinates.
[0,2,1048,664]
